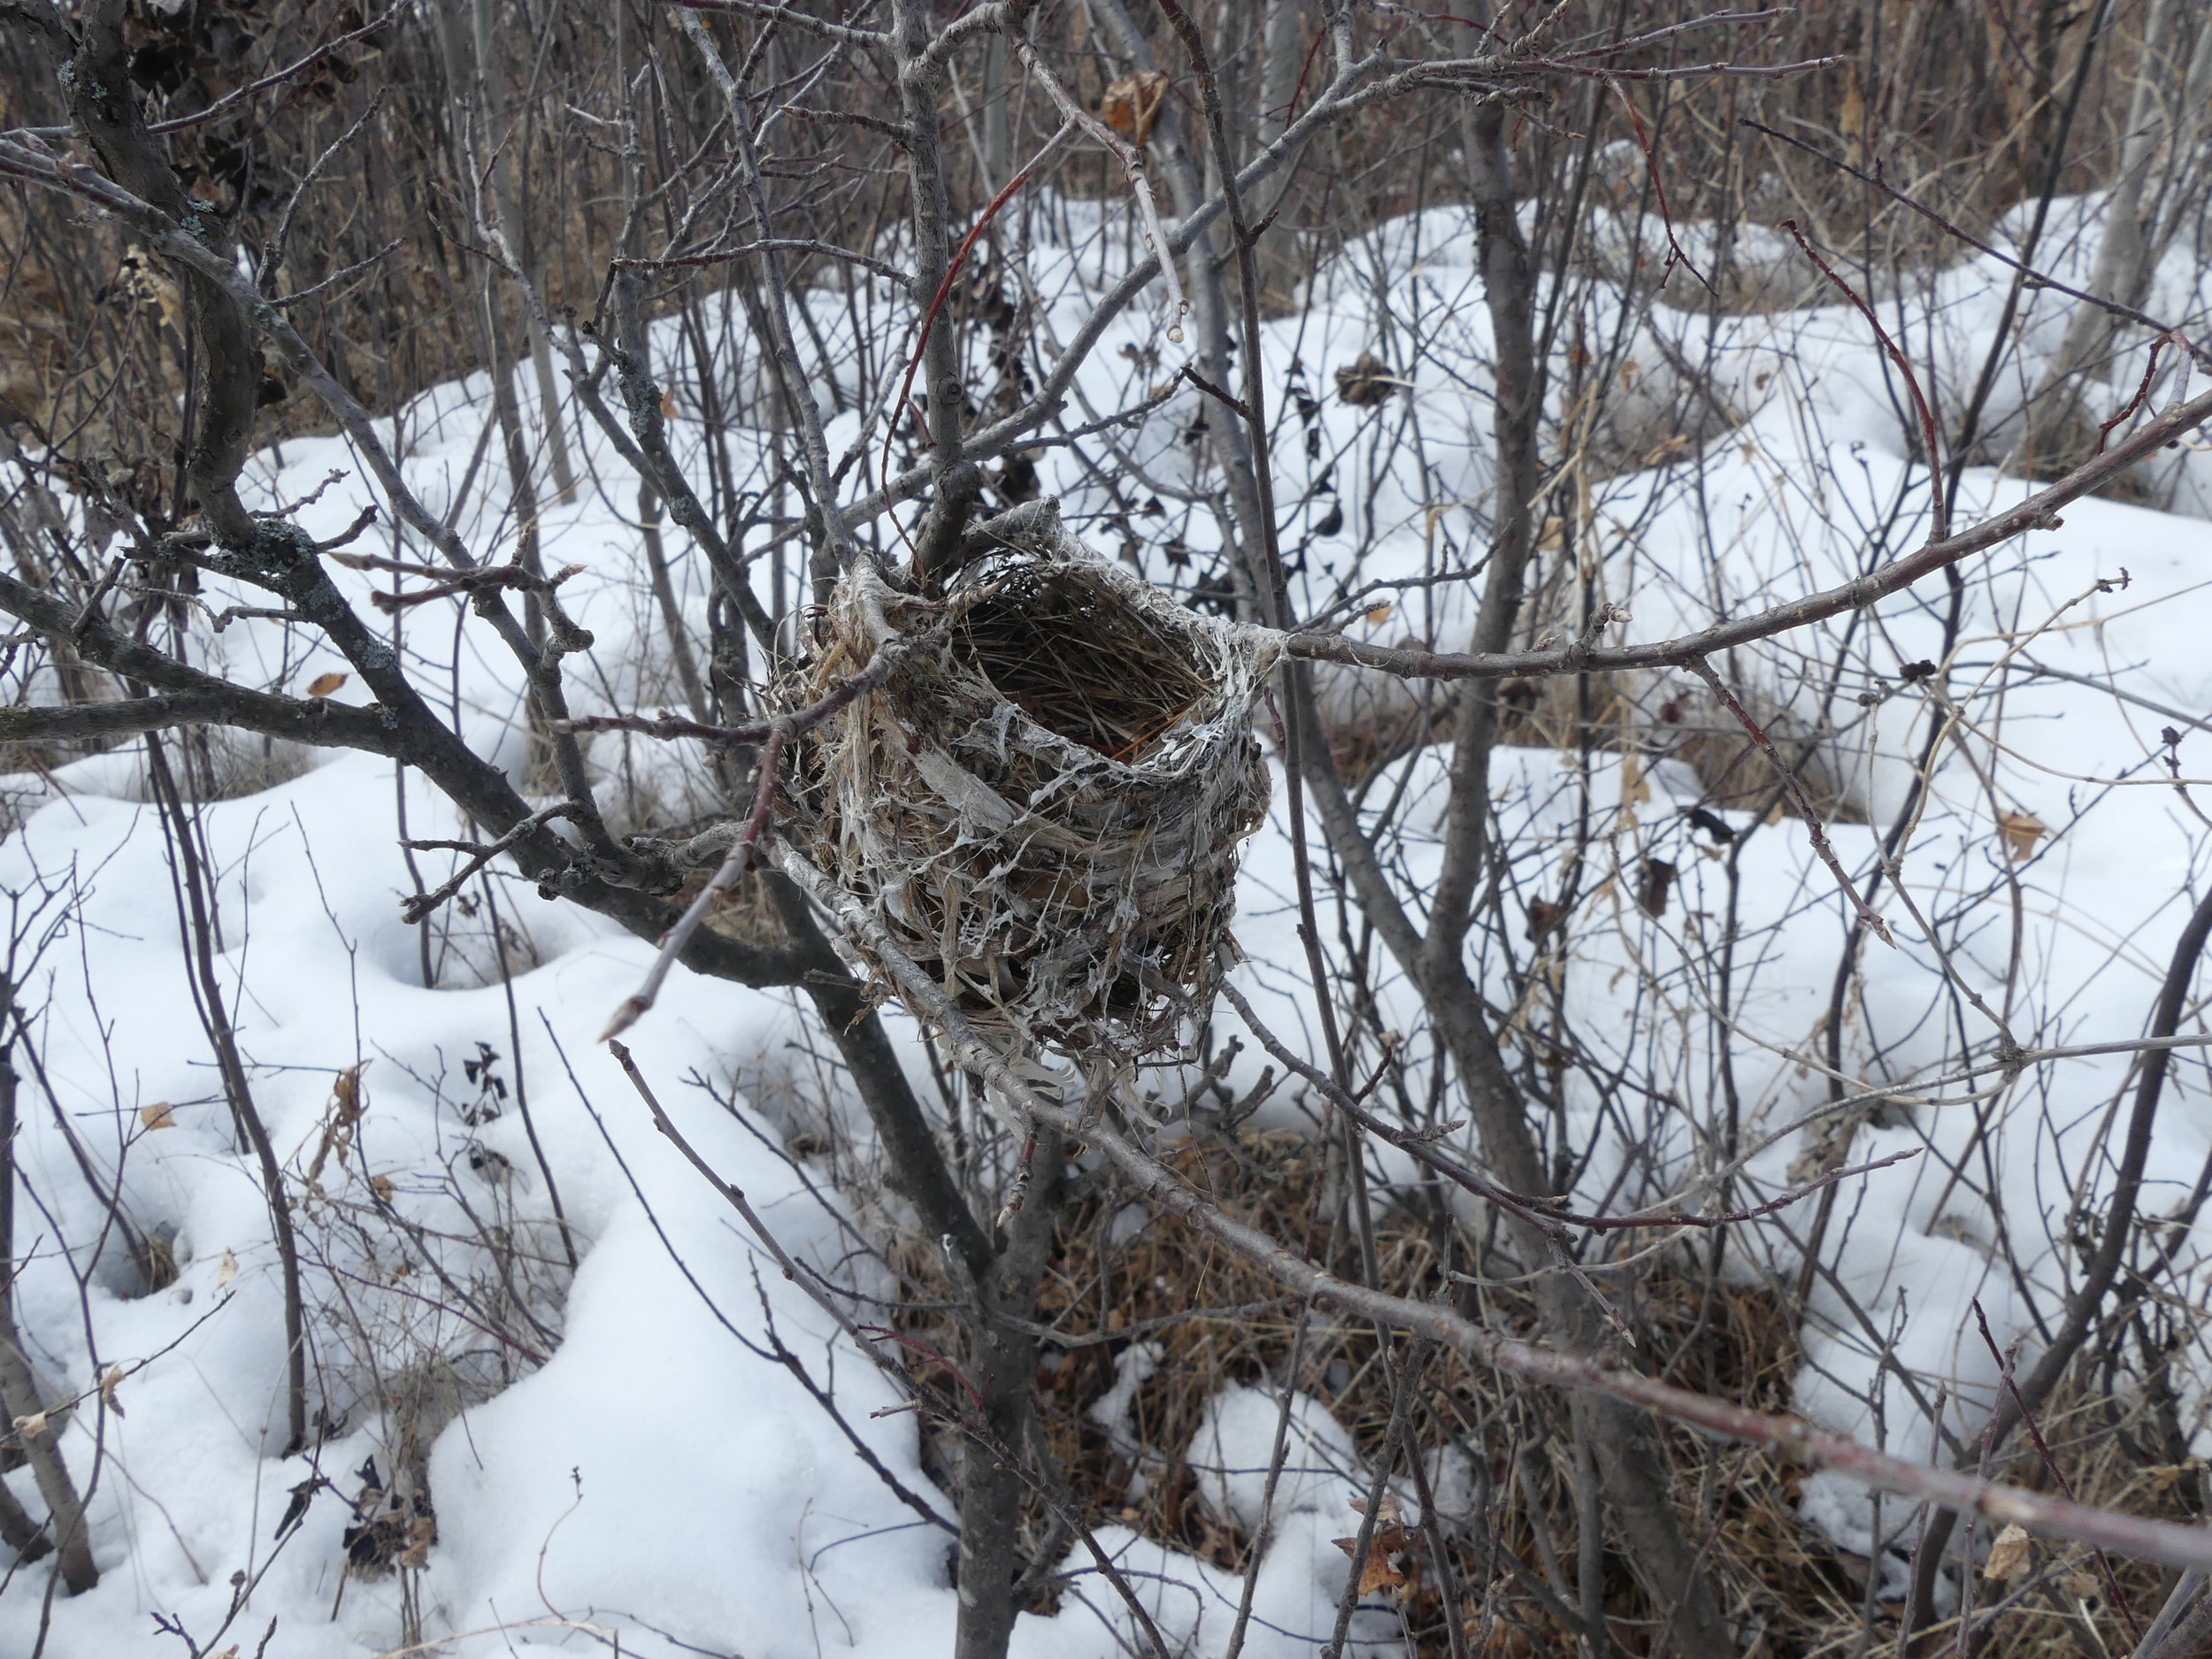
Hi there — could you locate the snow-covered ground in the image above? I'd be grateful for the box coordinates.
[4,178,2211,1653]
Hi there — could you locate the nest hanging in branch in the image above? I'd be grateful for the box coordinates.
[780,502,1279,1095]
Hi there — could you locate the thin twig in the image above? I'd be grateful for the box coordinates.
[401,803,583,926]
[1274,380,2212,684]
[772,839,2212,1571]
[599,720,789,1042]
[1782,220,1947,538]
[1686,656,1893,945]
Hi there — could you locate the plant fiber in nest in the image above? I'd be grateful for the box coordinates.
[783,503,1279,1095]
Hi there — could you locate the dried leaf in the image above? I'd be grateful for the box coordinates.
[1620,752,1653,807]
[216,1248,240,1287]
[1098,71,1168,146]
[2063,1568,2101,1598]
[332,1061,369,1118]
[1332,1496,1417,1597]
[99,1366,126,1418]
[12,1411,47,1440]
[140,1102,176,1131]
[369,1174,396,1203]
[1839,62,1866,147]
[1333,1533,1408,1595]
[1999,810,2046,861]
[1983,1523,2032,1579]
[1362,602,1394,626]
[1525,897,1564,941]
[1335,350,1396,407]
[305,671,349,698]
[1637,856,1677,919]
[399,1513,436,1569]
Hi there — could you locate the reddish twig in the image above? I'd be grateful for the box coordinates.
[1783,219,1947,538]
[1606,77,1716,297]
[856,1325,991,1416]
[1972,1302,2141,1642]
[1740,119,2212,373]
[2097,331,2189,455]
[880,118,1075,553]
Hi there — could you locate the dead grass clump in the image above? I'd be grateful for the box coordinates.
[1899,1367,2199,1659]
[784,503,1278,1087]
[884,1129,2181,1655]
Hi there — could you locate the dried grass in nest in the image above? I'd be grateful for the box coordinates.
[781,503,1279,1089]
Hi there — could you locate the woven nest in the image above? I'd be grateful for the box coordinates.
[780,503,1279,1095]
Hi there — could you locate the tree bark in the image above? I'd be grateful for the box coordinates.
[2016,0,2212,479]
[950,1132,1063,1659]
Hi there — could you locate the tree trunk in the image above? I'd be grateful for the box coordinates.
[2015,0,2212,479]
[0,1034,96,1594]
[951,1132,1063,1659]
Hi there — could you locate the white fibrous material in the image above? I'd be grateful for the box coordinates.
[784,501,1279,1098]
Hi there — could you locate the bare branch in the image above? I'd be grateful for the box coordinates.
[1282,380,2212,681]
[773,841,2212,1574]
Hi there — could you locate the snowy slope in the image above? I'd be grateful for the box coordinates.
[2,179,2210,1652]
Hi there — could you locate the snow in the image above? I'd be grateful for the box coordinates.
[1186,1386,1362,1533]
[4,169,2212,1653]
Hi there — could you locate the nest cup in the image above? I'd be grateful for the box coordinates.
[784,503,1279,1095]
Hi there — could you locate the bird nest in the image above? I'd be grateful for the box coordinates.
[779,503,1279,1097]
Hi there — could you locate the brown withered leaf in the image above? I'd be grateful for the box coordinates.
[1332,1494,1418,1598]
[1982,1523,2032,1579]
[398,1512,437,1569]
[332,1061,369,1118]
[1998,810,2046,861]
[99,1365,126,1418]
[216,1248,240,1287]
[1332,1532,1407,1595]
[1525,897,1564,941]
[1336,350,1396,407]
[305,671,349,698]
[1099,71,1168,146]
[1636,856,1676,919]
[140,1102,176,1131]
